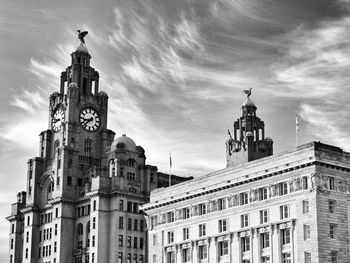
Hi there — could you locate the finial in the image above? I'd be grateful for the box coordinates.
[242,87,252,98]
[77,30,88,45]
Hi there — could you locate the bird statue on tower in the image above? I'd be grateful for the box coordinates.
[77,30,88,45]
[242,87,252,98]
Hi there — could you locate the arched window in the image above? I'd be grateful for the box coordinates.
[84,140,93,156]
[47,181,54,201]
[68,159,73,168]
[126,159,136,167]
[108,159,115,177]
[77,223,83,236]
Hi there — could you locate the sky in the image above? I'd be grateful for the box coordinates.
[1,0,350,260]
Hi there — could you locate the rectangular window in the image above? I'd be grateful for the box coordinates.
[67,176,72,186]
[302,200,309,214]
[281,228,291,245]
[26,231,29,243]
[331,251,338,263]
[199,224,206,237]
[119,217,124,229]
[198,244,207,259]
[92,235,95,247]
[118,252,123,263]
[304,252,311,263]
[241,236,250,252]
[133,237,137,248]
[127,253,131,263]
[303,224,310,240]
[279,182,288,195]
[127,218,132,230]
[10,238,14,249]
[260,232,270,248]
[139,219,144,231]
[119,200,124,211]
[329,177,335,190]
[11,224,14,234]
[218,219,227,233]
[183,208,190,219]
[280,205,290,219]
[218,198,227,210]
[329,200,336,213]
[241,214,249,228]
[27,216,30,226]
[153,234,157,246]
[118,235,123,247]
[166,251,175,263]
[183,228,189,240]
[261,256,270,263]
[240,192,249,205]
[54,241,57,253]
[302,176,308,190]
[139,237,144,249]
[182,248,190,262]
[133,219,138,231]
[167,231,174,243]
[259,187,268,200]
[330,224,336,239]
[55,224,58,235]
[199,204,206,215]
[25,248,28,259]
[282,252,291,263]
[127,202,133,212]
[127,236,132,248]
[218,240,229,256]
[92,217,96,229]
[93,200,96,211]
[260,209,269,224]
[167,212,175,223]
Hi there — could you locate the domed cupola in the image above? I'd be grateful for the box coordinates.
[111,134,137,152]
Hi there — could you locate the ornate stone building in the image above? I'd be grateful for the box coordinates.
[141,97,350,263]
[6,37,190,263]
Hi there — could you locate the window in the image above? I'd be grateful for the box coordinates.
[199,224,206,237]
[128,218,132,230]
[167,231,174,243]
[282,252,291,263]
[259,187,268,200]
[77,240,83,249]
[183,228,189,240]
[304,252,311,263]
[67,176,72,186]
[11,224,14,234]
[27,216,30,226]
[84,140,93,156]
[281,228,291,245]
[242,260,251,263]
[241,214,249,228]
[118,252,123,263]
[329,200,336,213]
[280,205,290,219]
[153,234,157,246]
[240,192,249,205]
[77,224,83,235]
[10,238,14,249]
[302,200,309,214]
[55,224,58,235]
[93,200,96,211]
[127,236,132,248]
[261,256,270,263]
[54,241,57,252]
[118,235,123,247]
[26,231,29,243]
[260,209,269,224]
[182,248,190,262]
[218,219,227,232]
[166,251,175,263]
[279,182,288,196]
[119,200,124,211]
[330,224,336,239]
[260,232,270,248]
[92,235,95,247]
[133,237,137,248]
[119,217,124,229]
[198,245,207,259]
[218,198,227,210]
[139,237,144,249]
[167,212,175,223]
[134,219,138,231]
[140,220,144,231]
[303,224,310,240]
[329,177,335,190]
[302,176,308,190]
[127,254,131,263]
[25,248,28,259]
[183,208,190,219]
[199,204,206,215]
[241,236,250,252]
[218,240,229,256]
[331,251,338,263]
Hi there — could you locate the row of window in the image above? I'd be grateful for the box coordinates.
[38,243,56,258]
[118,235,144,249]
[76,204,91,217]
[117,253,144,263]
[118,217,144,231]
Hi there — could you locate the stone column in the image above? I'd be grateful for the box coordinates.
[231,232,240,262]
[176,245,180,263]
[291,221,295,263]
[271,224,280,263]
[208,237,216,263]
[192,241,197,263]
[252,229,260,263]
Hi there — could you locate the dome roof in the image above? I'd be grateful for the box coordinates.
[98,91,108,97]
[69,82,78,88]
[242,97,256,107]
[111,134,136,151]
[245,131,254,137]
[50,91,60,98]
[75,43,89,53]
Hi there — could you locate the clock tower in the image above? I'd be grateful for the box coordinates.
[7,33,191,263]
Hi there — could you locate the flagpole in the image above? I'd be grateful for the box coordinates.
[169,153,172,187]
[295,110,299,147]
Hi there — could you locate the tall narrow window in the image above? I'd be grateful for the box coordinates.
[84,140,93,156]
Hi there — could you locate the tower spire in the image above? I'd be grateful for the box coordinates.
[226,89,273,167]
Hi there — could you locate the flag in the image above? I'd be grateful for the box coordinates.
[228,129,232,138]
[296,111,299,133]
[169,153,172,169]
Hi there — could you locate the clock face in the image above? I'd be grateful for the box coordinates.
[52,108,65,132]
[79,107,101,132]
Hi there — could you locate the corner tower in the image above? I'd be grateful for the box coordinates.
[226,89,273,167]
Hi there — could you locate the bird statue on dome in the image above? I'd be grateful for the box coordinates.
[77,30,88,45]
[242,87,252,98]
